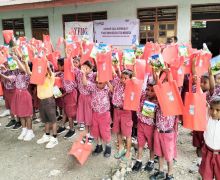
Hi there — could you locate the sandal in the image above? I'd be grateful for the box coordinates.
[121,153,132,162]
[114,149,126,159]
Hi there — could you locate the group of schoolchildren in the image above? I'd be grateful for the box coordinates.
[0,37,220,180]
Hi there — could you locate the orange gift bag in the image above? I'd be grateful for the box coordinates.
[153,72,183,116]
[195,52,212,77]
[2,30,13,44]
[123,78,143,111]
[80,42,94,65]
[96,52,113,82]
[68,136,92,165]
[142,42,161,74]
[43,34,53,54]
[170,56,185,87]
[135,59,146,80]
[162,44,179,65]
[64,58,75,81]
[183,77,207,131]
[30,57,48,85]
[47,51,60,71]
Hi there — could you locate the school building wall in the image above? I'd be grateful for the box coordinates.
[0,0,219,46]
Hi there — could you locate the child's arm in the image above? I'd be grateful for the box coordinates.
[24,60,32,75]
[13,55,26,73]
[208,67,215,95]
[81,67,88,86]
[107,81,113,92]
[0,73,10,80]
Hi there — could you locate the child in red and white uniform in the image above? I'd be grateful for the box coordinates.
[191,70,215,169]
[199,96,220,180]
[0,55,34,141]
[56,58,77,139]
[0,65,18,128]
[132,81,157,172]
[74,60,96,139]
[149,71,177,180]
[82,69,113,157]
[112,68,133,162]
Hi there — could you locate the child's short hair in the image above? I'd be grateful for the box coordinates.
[210,96,220,106]
[201,73,209,80]
[73,56,80,62]
[28,62,33,71]
[82,60,93,69]
[57,58,64,67]
[122,69,133,79]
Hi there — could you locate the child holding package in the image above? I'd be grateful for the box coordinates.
[112,68,133,162]
[0,54,34,141]
[56,58,77,139]
[35,63,58,149]
[132,79,157,172]
[82,67,113,157]
[199,96,220,180]
[150,70,177,180]
[74,60,96,140]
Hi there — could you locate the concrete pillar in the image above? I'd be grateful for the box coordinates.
[177,2,191,44]
[0,18,3,45]
[23,16,32,40]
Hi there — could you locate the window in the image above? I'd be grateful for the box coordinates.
[138,7,177,44]
[31,16,49,40]
[2,18,25,38]
[62,11,107,36]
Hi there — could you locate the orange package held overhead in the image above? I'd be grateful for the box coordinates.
[183,76,207,131]
[123,78,143,111]
[30,57,48,85]
[153,72,183,116]
[96,51,113,83]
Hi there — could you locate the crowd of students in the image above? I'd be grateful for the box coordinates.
[0,34,220,180]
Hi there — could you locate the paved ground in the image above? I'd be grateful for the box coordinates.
[0,102,201,180]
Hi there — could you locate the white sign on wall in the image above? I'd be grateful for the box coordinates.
[94,19,140,46]
[65,21,94,42]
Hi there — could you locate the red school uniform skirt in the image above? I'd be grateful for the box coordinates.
[76,94,92,126]
[63,89,78,118]
[4,88,15,110]
[11,89,33,118]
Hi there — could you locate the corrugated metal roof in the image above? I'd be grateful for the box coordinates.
[0,0,52,6]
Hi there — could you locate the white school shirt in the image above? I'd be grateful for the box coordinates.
[204,117,220,150]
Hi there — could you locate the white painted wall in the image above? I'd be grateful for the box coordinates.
[0,0,219,45]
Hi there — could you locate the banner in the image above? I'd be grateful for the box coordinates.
[94,19,139,46]
[65,21,94,42]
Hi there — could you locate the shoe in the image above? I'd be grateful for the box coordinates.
[79,124,85,131]
[57,116,63,121]
[149,171,165,180]
[46,137,58,149]
[73,121,78,127]
[64,129,76,139]
[57,126,66,135]
[121,153,132,162]
[114,149,127,159]
[18,128,27,140]
[5,119,16,128]
[37,134,51,144]
[23,130,35,141]
[103,145,111,158]
[154,155,159,163]
[92,144,103,156]
[132,161,142,172]
[33,118,41,124]
[88,136,94,143]
[165,174,174,180]
[11,121,22,131]
[144,161,155,172]
[0,109,10,117]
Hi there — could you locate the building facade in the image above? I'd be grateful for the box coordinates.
[0,0,220,55]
